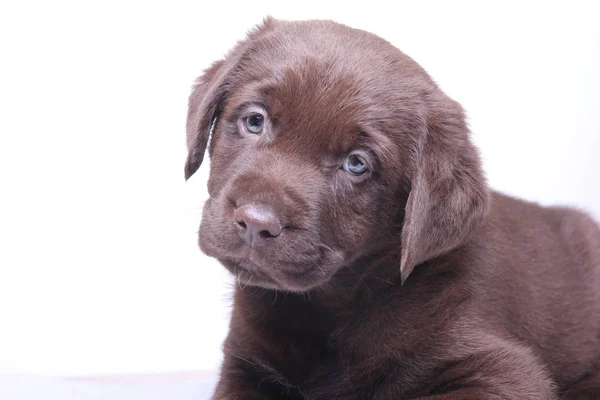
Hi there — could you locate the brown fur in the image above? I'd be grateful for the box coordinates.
[185,18,600,399]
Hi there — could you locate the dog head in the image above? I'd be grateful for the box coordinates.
[186,18,489,291]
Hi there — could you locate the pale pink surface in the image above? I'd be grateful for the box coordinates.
[0,372,218,400]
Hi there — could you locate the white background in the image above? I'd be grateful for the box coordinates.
[0,0,598,377]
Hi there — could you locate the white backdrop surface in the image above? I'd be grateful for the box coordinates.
[0,0,598,377]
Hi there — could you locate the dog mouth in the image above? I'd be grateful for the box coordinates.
[219,252,336,292]
[200,234,341,292]
[223,259,282,290]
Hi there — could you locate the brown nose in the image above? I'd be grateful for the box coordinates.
[233,203,282,246]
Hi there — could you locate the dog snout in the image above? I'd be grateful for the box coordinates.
[234,203,283,246]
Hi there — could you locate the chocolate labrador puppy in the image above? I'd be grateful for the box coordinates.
[185,18,600,400]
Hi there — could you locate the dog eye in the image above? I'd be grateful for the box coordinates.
[244,113,264,134]
[343,153,368,175]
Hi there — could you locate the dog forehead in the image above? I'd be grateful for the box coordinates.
[268,62,367,146]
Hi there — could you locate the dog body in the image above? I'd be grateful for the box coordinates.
[185,18,600,399]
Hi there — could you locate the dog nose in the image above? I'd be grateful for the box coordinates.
[234,203,282,246]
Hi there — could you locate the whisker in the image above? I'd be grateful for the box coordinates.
[316,264,326,275]
[242,275,252,290]
[349,265,372,297]
[316,243,344,263]
[317,243,335,253]
[237,274,244,291]
[299,290,311,302]
[255,287,267,300]
[231,354,259,367]
[369,273,396,286]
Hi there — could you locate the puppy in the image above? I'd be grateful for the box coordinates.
[185,18,600,399]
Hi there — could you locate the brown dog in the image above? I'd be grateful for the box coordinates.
[185,18,600,399]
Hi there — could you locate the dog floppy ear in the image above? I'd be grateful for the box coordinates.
[400,96,489,284]
[185,17,279,180]
[184,59,228,180]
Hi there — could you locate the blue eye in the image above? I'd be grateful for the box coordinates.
[343,153,368,175]
[244,113,264,134]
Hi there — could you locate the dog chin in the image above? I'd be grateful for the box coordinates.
[220,258,332,293]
